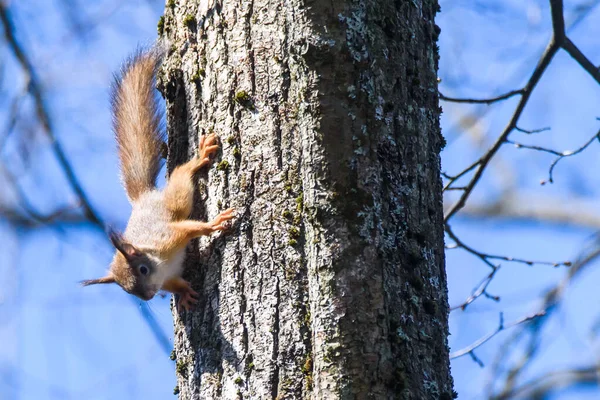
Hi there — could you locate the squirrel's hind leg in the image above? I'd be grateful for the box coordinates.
[163,133,219,220]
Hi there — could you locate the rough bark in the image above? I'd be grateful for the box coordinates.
[158,0,451,399]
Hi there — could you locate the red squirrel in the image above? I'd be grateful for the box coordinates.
[81,46,235,310]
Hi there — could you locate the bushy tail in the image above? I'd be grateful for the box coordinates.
[111,46,165,202]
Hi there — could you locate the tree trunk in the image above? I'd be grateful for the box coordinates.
[159,0,452,398]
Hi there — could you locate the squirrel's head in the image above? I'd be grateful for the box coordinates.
[81,229,162,301]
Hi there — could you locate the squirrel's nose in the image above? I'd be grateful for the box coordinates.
[143,291,155,301]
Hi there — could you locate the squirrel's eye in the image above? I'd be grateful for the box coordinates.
[139,265,149,276]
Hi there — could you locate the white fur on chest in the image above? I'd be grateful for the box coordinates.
[149,249,186,287]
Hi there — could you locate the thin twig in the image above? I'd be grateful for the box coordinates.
[507,130,600,185]
[443,160,481,191]
[451,268,500,311]
[446,224,496,269]
[0,91,25,151]
[543,130,600,184]
[505,139,563,156]
[450,311,545,363]
[439,89,524,105]
[446,223,571,269]
[515,126,551,134]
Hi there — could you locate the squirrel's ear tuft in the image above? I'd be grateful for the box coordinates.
[108,228,140,260]
[80,276,116,286]
[108,228,124,249]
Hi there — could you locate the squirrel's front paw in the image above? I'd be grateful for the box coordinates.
[177,282,199,312]
[198,133,219,161]
[209,208,236,232]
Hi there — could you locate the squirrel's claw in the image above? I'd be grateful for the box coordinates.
[176,282,199,312]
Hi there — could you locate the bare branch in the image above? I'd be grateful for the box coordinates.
[439,89,524,105]
[442,160,481,192]
[562,36,600,85]
[446,223,571,270]
[449,255,500,311]
[543,130,600,184]
[446,224,497,269]
[549,0,566,43]
[450,311,545,364]
[507,129,600,185]
[515,125,551,134]
[504,139,563,156]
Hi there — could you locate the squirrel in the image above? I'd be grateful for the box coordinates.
[81,46,235,311]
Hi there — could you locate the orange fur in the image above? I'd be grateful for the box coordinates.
[168,209,234,243]
[111,48,164,202]
[153,208,235,259]
[163,134,219,220]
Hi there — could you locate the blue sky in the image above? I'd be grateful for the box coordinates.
[1,0,599,399]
